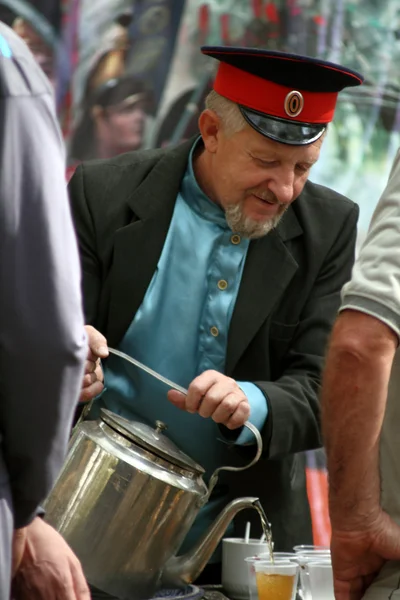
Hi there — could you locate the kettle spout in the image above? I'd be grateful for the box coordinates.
[162,497,259,587]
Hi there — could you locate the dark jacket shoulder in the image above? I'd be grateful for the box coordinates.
[300,179,357,218]
[78,142,189,193]
[281,179,359,252]
[83,144,168,173]
[74,141,192,218]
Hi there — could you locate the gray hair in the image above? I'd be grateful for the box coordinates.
[204,90,247,136]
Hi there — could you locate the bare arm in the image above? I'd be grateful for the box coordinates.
[321,149,400,600]
[321,310,400,600]
[322,309,397,528]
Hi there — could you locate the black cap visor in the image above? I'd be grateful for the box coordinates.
[240,105,326,146]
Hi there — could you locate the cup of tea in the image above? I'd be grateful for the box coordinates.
[247,559,299,600]
[257,552,297,562]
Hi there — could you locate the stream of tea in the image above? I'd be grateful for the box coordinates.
[254,500,274,563]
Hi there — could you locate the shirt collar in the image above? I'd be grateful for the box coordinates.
[180,137,228,228]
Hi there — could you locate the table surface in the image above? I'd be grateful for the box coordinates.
[90,584,231,600]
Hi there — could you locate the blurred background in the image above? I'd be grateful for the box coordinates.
[5,0,400,545]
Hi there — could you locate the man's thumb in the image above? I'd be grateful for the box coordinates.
[85,325,109,358]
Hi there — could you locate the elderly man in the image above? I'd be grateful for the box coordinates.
[322,151,400,600]
[69,46,363,585]
[0,21,88,600]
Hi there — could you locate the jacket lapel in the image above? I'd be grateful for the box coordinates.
[226,206,302,375]
[107,140,194,346]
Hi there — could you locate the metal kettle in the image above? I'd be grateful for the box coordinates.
[43,409,264,600]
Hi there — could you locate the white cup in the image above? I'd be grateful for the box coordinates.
[294,550,331,600]
[222,538,270,600]
[307,559,334,600]
[296,556,333,600]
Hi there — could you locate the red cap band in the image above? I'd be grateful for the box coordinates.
[214,62,338,124]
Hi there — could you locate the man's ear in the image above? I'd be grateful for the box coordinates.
[198,109,222,153]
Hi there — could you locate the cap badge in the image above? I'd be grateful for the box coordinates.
[284,90,304,118]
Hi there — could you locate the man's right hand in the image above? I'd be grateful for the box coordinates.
[331,511,400,600]
[80,325,109,403]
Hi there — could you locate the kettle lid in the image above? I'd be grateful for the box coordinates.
[100,409,205,474]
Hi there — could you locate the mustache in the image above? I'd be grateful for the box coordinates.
[250,190,285,206]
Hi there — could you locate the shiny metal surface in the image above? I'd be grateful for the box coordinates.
[44,412,264,600]
[107,347,188,395]
[106,348,263,496]
[163,497,260,587]
[207,422,262,496]
[44,418,208,599]
[101,409,205,474]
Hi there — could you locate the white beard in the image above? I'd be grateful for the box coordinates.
[225,201,287,239]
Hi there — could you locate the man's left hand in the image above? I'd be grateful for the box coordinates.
[168,370,250,429]
[12,527,27,576]
[12,517,90,600]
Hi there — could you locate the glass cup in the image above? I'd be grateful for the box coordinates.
[292,549,331,600]
[306,558,334,600]
[247,559,299,600]
[293,545,330,555]
[257,552,297,562]
[222,538,273,600]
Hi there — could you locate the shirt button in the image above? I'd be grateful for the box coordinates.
[210,326,219,337]
[231,234,241,245]
[217,279,228,290]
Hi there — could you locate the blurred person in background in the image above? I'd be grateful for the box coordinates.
[68,9,155,170]
[68,75,153,164]
[0,21,88,600]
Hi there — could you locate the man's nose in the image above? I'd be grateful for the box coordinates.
[267,170,295,205]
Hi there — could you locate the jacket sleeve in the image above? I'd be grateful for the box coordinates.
[0,78,86,528]
[258,202,359,458]
[68,164,106,325]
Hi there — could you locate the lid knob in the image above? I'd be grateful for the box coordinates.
[155,420,168,434]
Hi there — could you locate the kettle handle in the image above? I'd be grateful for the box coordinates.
[207,421,263,497]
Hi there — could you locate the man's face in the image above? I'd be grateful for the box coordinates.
[202,121,323,239]
[97,101,147,156]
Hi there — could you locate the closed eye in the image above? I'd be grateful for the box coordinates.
[295,163,312,174]
[255,158,279,168]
